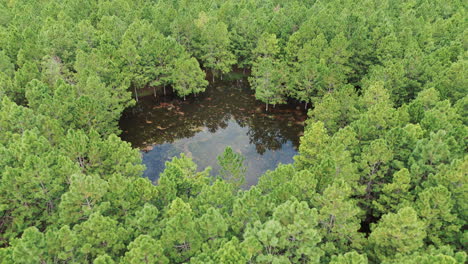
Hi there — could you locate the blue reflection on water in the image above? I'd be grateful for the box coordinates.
[142,119,298,186]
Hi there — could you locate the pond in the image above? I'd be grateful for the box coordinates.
[119,76,307,186]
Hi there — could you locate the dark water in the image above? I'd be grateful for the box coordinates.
[119,77,306,186]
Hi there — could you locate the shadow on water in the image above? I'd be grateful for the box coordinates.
[119,76,307,186]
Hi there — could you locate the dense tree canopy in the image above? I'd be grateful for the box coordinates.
[0,0,466,263]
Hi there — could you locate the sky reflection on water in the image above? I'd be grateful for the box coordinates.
[119,79,306,185]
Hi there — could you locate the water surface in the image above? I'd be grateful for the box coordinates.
[120,78,306,186]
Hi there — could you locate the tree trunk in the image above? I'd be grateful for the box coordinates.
[265,102,268,111]
[153,86,157,97]
[184,95,186,101]
[163,85,166,96]
[134,87,139,103]
[305,101,308,109]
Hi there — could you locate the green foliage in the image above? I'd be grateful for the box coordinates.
[214,237,248,263]
[197,207,228,242]
[369,207,426,261]
[157,154,210,206]
[308,85,360,133]
[416,186,460,246]
[381,246,467,264]
[217,146,246,188]
[315,181,364,257]
[190,179,235,217]
[94,254,115,264]
[289,32,352,104]
[257,164,318,206]
[294,121,330,170]
[295,123,359,192]
[249,57,287,110]
[160,198,202,262]
[72,212,128,262]
[171,57,208,100]
[253,33,280,59]
[243,199,323,263]
[0,0,465,262]
[329,251,368,264]
[372,168,414,216]
[0,130,78,243]
[194,13,236,79]
[11,227,47,264]
[58,174,109,225]
[229,187,271,234]
[122,235,168,264]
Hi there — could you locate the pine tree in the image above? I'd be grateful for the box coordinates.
[196,207,228,242]
[369,207,426,261]
[58,174,109,225]
[329,251,368,264]
[214,237,247,264]
[373,168,414,216]
[416,186,459,246]
[11,227,47,264]
[315,181,364,257]
[157,154,210,206]
[72,213,128,262]
[160,198,202,263]
[171,57,208,100]
[195,15,235,80]
[243,199,323,263]
[294,121,330,170]
[122,235,168,264]
[217,146,246,189]
[249,57,287,110]
[0,130,77,243]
